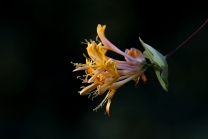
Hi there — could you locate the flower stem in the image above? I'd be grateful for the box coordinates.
[165,19,208,59]
[141,61,155,69]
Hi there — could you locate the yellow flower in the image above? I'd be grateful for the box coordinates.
[72,24,147,116]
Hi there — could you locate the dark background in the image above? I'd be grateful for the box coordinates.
[0,0,208,139]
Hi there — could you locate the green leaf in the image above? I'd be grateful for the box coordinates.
[139,37,168,91]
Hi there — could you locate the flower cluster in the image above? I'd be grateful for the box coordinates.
[72,24,147,116]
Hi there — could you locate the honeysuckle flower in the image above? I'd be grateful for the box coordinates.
[72,24,147,116]
[72,20,208,116]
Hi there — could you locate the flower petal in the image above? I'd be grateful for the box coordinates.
[106,90,116,117]
[106,99,111,117]
[98,82,111,95]
[125,48,145,62]
[88,67,105,83]
[104,59,120,77]
[141,73,147,83]
[87,42,107,63]
[97,24,137,62]
[79,82,99,96]
[110,69,146,90]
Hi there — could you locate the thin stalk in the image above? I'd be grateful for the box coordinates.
[166,19,208,59]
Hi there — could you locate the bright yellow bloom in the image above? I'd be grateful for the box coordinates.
[72,24,147,116]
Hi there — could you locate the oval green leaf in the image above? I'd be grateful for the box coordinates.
[139,37,168,91]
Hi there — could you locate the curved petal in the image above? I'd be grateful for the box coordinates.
[98,82,111,95]
[106,99,111,117]
[79,82,99,96]
[125,48,145,62]
[86,42,107,63]
[97,24,138,62]
[105,90,116,117]
[104,59,120,77]
[110,69,146,90]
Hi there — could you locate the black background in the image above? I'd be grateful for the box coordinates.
[0,0,208,139]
